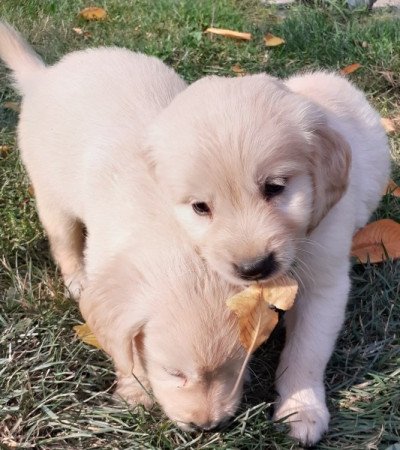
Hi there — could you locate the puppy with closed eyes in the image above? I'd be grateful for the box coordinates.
[79,157,248,431]
[144,72,390,444]
[0,23,249,430]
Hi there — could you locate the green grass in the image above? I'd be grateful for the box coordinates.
[1,0,400,448]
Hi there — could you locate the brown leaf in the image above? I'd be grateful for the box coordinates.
[381,117,396,134]
[0,145,10,155]
[73,323,102,349]
[205,27,252,41]
[3,101,20,112]
[79,6,107,21]
[351,219,400,263]
[231,64,246,76]
[381,116,400,134]
[385,179,400,197]
[340,63,362,75]
[28,184,35,197]
[226,276,298,352]
[264,33,285,47]
[227,288,278,352]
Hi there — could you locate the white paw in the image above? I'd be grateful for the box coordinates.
[64,269,86,300]
[274,394,330,446]
[114,376,154,410]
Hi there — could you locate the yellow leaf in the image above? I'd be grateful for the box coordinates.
[205,27,252,41]
[79,6,107,21]
[264,33,285,47]
[3,101,20,112]
[340,63,362,75]
[351,219,400,264]
[73,323,102,349]
[261,275,298,310]
[226,276,298,352]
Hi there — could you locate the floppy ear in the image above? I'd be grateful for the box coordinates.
[79,259,146,376]
[308,126,351,232]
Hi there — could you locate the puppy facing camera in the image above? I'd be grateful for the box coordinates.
[0,21,390,446]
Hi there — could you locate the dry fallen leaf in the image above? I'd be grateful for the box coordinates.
[27,184,35,197]
[351,219,400,264]
[340,63,362,75]
[384,179,400,197]
[72,27,91,37]
[79,6,107,21]
[227,276,298,352]
[264,33,285,47]
[3,101,20,112]
[0,145,10,156]
[74,323,102,349]
[231,64,246,76]
[205,27,252,41]
[381,117,396,134]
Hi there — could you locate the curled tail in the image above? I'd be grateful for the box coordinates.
[0,21,45,93]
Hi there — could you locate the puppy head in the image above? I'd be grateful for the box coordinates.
[81,248,247,431]
[145,74,351,285]
[140,260,246,431]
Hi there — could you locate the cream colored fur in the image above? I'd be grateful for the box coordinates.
[0,22,247,430]
[0,22,390,445]
[144,72,390,444]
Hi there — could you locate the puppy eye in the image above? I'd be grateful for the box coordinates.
[262,179,286,200]
[192,202,211,216]
[164,367,186,379]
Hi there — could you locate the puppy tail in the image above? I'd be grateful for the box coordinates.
[0,21,45,93]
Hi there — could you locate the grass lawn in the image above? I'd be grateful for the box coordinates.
[1,0,400,448]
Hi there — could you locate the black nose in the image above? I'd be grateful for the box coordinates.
[235,253,277,280]
[190,418,230,432]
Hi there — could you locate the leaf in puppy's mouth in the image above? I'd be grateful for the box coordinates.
[226,275,298,353]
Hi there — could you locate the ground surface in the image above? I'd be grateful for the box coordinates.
[0,1,399,449]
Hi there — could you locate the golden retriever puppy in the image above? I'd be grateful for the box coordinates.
[0,21,187,299]
[79,160,247,430]
[144,73,390,444]
[0,22,247,430]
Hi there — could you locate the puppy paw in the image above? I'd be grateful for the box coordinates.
[114,376,154,410]
[274,395,330,446]
[64,269,86,300]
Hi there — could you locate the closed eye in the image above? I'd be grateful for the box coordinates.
[163,367,186,380]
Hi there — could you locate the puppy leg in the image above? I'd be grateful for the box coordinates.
[114,362,153,410]
[274,267,350,446]
[36,198,85,299]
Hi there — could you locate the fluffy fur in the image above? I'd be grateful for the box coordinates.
[0,22,391,444]
[0,22,247,430]
[144,72,390,444]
